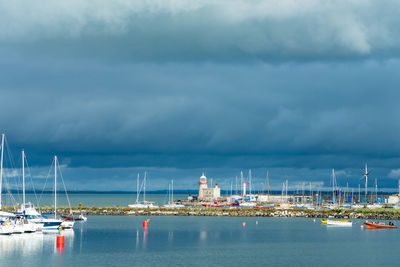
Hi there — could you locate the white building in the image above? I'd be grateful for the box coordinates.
[388,194,400,204]
[198,173,220,200]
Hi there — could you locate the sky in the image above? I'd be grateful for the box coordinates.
[1,0,400,192]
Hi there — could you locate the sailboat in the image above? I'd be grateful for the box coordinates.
[163,180,184,208]
[16,150,41,233]
[53,156,74,229]
[0,134,14,235]
[128,172,158,208]
[0,134,25,234]
[27,156,69,231]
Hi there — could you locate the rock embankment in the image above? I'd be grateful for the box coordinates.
[4,206,400,220]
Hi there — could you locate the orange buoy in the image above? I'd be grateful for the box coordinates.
[242,222,246,227]
[360,225,364,230]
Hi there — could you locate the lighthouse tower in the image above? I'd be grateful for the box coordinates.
[198,173,208,199]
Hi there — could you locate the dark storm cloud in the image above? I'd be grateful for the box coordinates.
[1,0,400,62]
[1,58,400,172]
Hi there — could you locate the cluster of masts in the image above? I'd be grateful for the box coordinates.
[0,133,85,235]
[224,164,392,204]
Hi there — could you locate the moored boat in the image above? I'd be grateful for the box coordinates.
[364,221,397,229]
[239,202,256,208]
[321,219,351,226]
[255,204,273,209]
[163,180,185,209]
[202,202,224,208]
[61,213,87,221]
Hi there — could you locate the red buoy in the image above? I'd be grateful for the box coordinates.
[242,222,246,227]
[143,221,149,228]
[57,236,65,249]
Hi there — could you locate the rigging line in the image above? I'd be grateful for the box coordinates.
[57,161,72,214]
[3,136,20,205]
[5,137,22,201]
[3,173,17,207]
[24,154,39,206]
[38,158,54,207]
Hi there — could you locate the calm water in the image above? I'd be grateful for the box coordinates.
[1,216,400,266]
[2,193,188,207]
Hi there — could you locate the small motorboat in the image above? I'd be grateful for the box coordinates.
[364,221,397,229]
[321,219,352,226]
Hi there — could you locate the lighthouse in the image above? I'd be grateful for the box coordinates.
[198,173,208,199]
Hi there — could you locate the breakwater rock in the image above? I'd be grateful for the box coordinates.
[4,206,400,220]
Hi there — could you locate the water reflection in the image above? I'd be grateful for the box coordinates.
[0,232,44,256]
[0,229,75,259]
[199,230,207,241]
[168,231,173,243]
[143,229,148,248]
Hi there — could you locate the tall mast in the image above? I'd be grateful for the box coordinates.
[267,170,270,202]
[143,171,146,202]
[171,179,174,203]
[358,184,361,203]
[332,169,335,204]
[286,180,288,199]
[249,169,252,195]
[235,176,238,195]
[22,150,25,208]
[363,163,369,204]
[136,173,139,203]
[0,133,4,210]
[54,155,57,219]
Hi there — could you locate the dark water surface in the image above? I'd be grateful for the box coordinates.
[1,216,400,266]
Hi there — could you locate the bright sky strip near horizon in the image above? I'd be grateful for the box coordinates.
[1,0,400,191]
